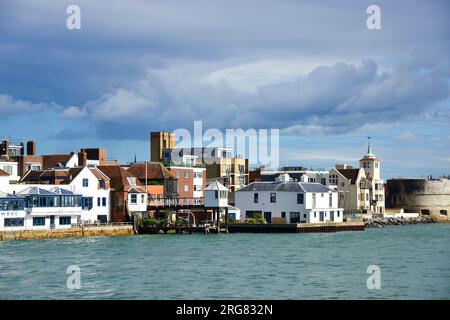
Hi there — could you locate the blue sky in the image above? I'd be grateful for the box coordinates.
[0,0,449,179]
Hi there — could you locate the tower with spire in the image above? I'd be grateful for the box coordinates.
[359,136,380,180]
[359,137,384,214]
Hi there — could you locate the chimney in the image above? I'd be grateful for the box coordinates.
[27,140,36,156]
[20,143,25,155]
[0,140,9,156]
[78,150,87,167]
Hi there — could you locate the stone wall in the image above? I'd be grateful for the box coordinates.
[0,225,134,241]
[386,178,450,221]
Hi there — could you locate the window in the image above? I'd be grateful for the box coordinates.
[82,178,89,187]
[329,193,333,208]
[184,171,189,178]
[184,184,189,192]
[97,215,107,223]
[194,185,202,191]
[289,212,300,223]
[99,180,106,189]
[102,197,107,207]
[440,210,448,216]
[214,190,218,199]
[81,197,93,210]
[194,172,202,178]
[4,218,24,227]
[281,212,286,218]
[127,177,136,187]
[329,174,338,185]
[297,193,304,204]
[175,171,180,178]
[141,194,145,203]
[130,194,137,204]
[254,193,259,203]
[270,193,276,203]
[303,213,307,219]
[59,217,71,225]
[337,211,340,217]
[321,178,326,186]
[33,217,45,226]
[97,197,101,207]
[26,164,41,171]
[220,191,227,199]
[312,193,316,208]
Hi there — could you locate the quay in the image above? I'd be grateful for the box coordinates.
[0,223,134,241]
[228,221,365,233]
[138,221,365,235]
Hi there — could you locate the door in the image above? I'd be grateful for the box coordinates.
[330,211,334,222]
[319,212,324,222]
[50,215,55,229]
[264,212,272,223]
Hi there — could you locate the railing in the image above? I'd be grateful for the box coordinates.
[148,197,204,207]
[78,221,132,228]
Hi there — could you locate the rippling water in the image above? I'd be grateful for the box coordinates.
[0,224,449,299]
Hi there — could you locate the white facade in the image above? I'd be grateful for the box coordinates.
[0,161,19,182]
[127,190,147,214]
[6,167,111,223]
[0,189,82,231]
[235,175,343,223]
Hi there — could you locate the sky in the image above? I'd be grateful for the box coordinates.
[0,0,449,179]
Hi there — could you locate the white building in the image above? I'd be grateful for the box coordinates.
[205,180,241,221]
[13,166,111,223]
[0,187,83,231]
[0,161,19,183]
[235,173,343,223]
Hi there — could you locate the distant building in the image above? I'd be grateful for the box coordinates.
[235,173,343,223]
[150,132,176,162]
[163,146,249,192]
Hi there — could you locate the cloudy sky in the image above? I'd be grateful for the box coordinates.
[0,0,449,178]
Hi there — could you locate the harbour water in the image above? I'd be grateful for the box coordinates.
[0,224,449,299]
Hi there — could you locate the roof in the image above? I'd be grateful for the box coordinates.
[0,169,9,177]
[127,162,175,180]
[337,168,361,184]
[50,187,78,195]
[237,181,334,193]
[205,180,228,191]
[17,187,57,196]
[0,191,25,199]
[20,168,84,184]
[97,165,145,191]
[42,154,73,169]
[89,167,110,181]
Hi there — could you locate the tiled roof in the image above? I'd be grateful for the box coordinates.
[0,169,9,176]
[97,165,145,191]
[42,154,73,169]
[127,162,176,180]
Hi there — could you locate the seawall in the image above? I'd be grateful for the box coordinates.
[0,225,134,241]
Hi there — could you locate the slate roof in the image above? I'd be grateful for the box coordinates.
[337,168,361,184]
[237,181,334,193]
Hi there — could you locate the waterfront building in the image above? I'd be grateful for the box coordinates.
[235,173,343,223]
[204,180,241,221]
[0,187,82,231]
[97,165,147,222]
[17,166,111,223]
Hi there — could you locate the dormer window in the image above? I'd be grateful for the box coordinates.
[127,177,136,187]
